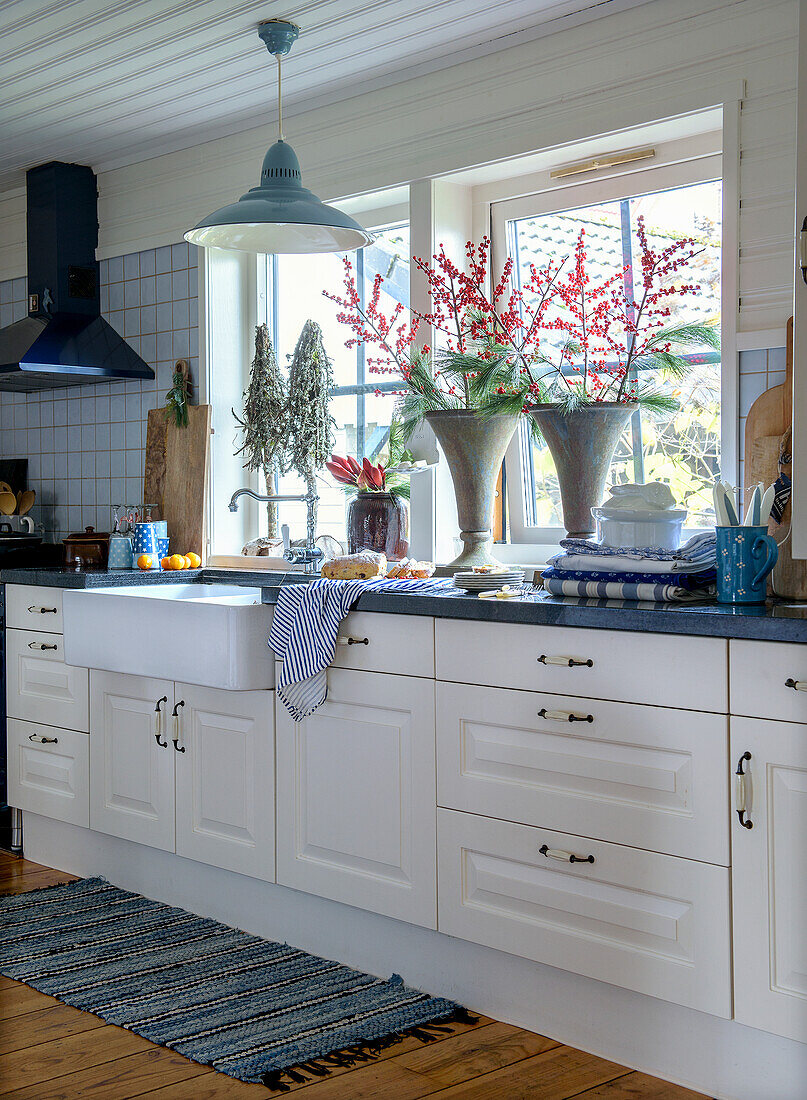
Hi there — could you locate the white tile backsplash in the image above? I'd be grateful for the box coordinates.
[0,241,198,542]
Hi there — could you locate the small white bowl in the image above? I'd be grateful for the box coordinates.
[592,507,687,550]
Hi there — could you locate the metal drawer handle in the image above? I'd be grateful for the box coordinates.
[539,844,594,865]
[784,678,807,692]
[28,605,57,614]
[337,636,369,646]
[538,708,593,724]
[171,700,186,752]
[154,696,168,747]
[28,641,58,651]
[538,654,593,668]
[28,733,58,744]
[735,751,753,829]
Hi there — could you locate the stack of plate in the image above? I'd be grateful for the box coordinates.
[453,568,525,592]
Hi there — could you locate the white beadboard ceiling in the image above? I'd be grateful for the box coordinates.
[0,0,651,194]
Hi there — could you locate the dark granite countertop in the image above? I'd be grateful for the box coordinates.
[3,564,807,642]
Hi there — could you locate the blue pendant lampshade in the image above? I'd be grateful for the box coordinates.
[185,20,373,255]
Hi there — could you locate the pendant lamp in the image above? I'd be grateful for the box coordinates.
[185,20,373,255]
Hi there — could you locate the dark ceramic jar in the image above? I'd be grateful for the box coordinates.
[347,492,409,561]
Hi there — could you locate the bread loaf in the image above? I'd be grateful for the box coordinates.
[321,550,387,580]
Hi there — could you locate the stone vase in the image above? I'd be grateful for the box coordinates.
[347,492,409,561]
[528,402,634,538]
[425,409,519,573]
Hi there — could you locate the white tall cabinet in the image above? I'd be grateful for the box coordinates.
[731,715,807,1044]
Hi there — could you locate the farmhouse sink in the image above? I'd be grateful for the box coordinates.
[62,584,275,690]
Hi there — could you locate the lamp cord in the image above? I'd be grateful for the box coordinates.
[275,53,283,140]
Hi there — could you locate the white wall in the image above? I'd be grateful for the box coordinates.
[0,0,798,342]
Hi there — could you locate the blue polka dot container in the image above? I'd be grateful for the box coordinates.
[132,522,160,567]
[107,535,134,570]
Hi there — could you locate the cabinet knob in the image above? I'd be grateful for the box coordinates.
[784,678,807,692]
[537,654,593,668]
[171,700,186,752]
[539,844,594,865]
[735,751,753,829]
[154,696,168,747]
[538,708,593,724]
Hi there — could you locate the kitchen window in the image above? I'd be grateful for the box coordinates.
[261,224,409,544]
[492,176,722,547]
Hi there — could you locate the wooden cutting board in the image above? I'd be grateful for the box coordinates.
[743,317,807,599]
[744,317,793,507]
[144,405,212,560]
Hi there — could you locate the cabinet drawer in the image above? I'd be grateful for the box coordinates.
[330,612,434,678]
[437,808,731,1018]
[436,619,727,712]
[6,718,88,827]
[6,628,89,732]
[6,585,64,633]
[436,682,728,864]
[730,639,807,723]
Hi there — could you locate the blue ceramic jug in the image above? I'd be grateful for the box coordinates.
[716,525,778,604]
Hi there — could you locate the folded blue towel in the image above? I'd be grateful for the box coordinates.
[542,566,716,590]
[559,530,716,564]
[269,577,452,720]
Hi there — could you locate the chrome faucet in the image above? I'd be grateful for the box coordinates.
[227,487,323,574]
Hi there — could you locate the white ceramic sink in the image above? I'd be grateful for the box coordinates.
[62,584,275,690]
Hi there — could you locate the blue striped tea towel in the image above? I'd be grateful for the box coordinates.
[269,577,452,720]
[542,576,715,602]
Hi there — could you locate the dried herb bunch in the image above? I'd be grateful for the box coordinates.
[283,320,336,530]
[233,324,287,537]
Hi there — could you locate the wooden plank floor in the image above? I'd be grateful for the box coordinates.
[0,852,708,1099]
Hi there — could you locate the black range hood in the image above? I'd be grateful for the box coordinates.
[0,162,154,392]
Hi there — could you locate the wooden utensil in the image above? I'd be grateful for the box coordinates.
[17,489,35,516]
[143,404,212,560]
[0,482,12,496]
[0,492,16,516]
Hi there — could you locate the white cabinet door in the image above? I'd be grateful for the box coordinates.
[6,718,88,827]
[89,671,175,851]
[732,717,807,1043]
[438,808,732,1018]
[6,628,88,731]
[174,683,275,881]
[276,667,437,928]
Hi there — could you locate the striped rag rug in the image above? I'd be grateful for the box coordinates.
[0,878,472,1092]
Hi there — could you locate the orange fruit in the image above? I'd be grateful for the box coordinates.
[183,555,192,570]
[186,552,201,568]
[137,554,153,570]
[160,556,172,571]
[169,554,186,571]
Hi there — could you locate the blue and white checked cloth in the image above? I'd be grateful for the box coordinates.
[269,577,453,720]
[559,530,716,565]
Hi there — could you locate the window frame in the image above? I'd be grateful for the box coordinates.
[490,154,726,546]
